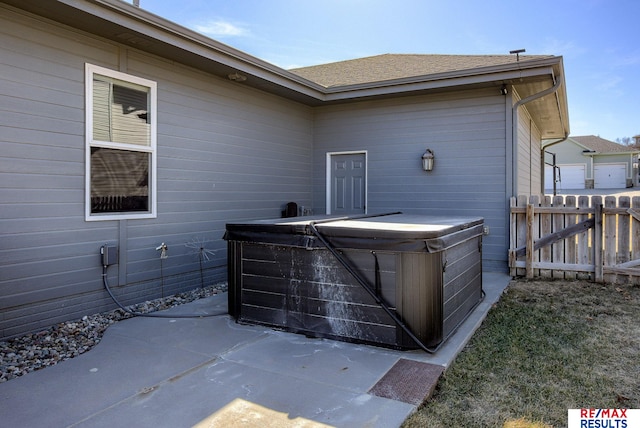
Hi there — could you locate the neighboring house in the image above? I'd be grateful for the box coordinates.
[543,135,640,190]
[0,0,569,339]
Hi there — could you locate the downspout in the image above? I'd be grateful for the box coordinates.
[541,134,570,196]
[511,73,567,197]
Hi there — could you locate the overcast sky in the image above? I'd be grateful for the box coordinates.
[139,0,639,143]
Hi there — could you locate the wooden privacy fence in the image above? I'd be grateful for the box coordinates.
[509,194,640,284]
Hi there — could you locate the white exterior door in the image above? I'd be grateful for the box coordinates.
[556,165,585,190]
[594,164,626,189]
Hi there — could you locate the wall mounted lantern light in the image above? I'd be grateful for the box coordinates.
[422,148,435,171]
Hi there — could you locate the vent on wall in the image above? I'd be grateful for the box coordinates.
[116,32,152,47]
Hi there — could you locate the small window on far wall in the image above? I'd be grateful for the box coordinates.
[85,64,157,220]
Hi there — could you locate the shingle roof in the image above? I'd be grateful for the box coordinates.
[571,135,638,153]
[288,53,554,88]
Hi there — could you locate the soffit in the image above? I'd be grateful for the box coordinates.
[293,54,569,138]
[3,0,569,137]
[513,72,569,139]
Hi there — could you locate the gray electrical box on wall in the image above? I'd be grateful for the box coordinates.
[101,245,118,266]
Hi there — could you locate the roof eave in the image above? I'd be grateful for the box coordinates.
[322,63,559,100]
[3,0,328,104]
[3,0,570,129]
[86,0,327,92]
[583,151,640,156]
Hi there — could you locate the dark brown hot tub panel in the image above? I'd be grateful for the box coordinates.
[224,213,483,351]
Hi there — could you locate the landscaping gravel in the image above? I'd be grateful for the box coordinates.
[0,283,227,383]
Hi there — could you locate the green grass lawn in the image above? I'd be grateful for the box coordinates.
[403,279,640,428]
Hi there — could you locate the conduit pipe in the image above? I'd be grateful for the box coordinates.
[102,265,226,319]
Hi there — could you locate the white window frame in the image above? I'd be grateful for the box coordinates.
[85,64,157,221]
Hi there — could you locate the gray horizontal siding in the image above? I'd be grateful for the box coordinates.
[0,6,313,339]
[1,268,226,338]
[516,102,543,196]
[549,140,587,164]
[1,2,523,340]
[313,89,508,270]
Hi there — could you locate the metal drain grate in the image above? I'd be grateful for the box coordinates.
[368,358,444,406]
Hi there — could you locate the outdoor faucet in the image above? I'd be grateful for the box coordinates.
[156,243,168,259]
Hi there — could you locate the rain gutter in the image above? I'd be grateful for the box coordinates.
[6,1,569,107]
[322,60,561,102]
[510,72,567,197]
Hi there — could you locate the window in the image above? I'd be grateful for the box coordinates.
[85,64,157,220]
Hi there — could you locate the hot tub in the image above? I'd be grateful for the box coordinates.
[224,213,483,350]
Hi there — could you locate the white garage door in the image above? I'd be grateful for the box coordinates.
[555,165,585,190]
[594,164,626,189]
[545,165,559,189]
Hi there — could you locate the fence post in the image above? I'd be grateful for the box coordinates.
[594,202,603,283]
[632,196,640,285]
[509,197,516,277]
[526,203,534,279]
[618,197,631,284]
[565,195,577,280]
[577,196,590,280]
[516,195,528,276]
[552,195,566,279]
[604,196,617,283]
[540,196,552,278]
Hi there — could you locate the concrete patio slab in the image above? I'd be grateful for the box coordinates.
[0,272,510,427]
